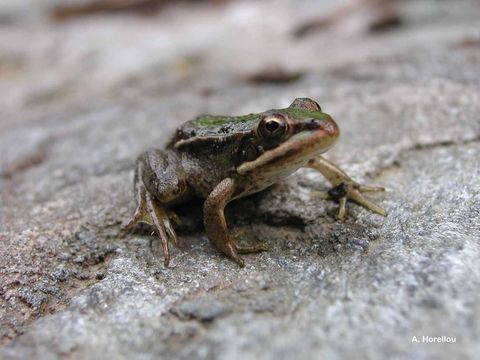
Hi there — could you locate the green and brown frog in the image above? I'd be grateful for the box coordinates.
[126,98,386,267]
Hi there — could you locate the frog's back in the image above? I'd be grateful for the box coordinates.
[170,113,259,147]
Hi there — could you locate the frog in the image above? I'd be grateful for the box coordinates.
[125,98,386,267]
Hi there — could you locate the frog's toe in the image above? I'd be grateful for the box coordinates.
[232,255,246,268]
[347,188,387,217]
[124,207,150,232]
[236,243,270,254]
[337,196,347,220]
[356,184,385,193]
[123,216,138,233]
[162,218,178,245]
[218,241,246,267]
[144,193,179,267]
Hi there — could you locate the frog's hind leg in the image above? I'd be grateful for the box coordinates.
[125,151,186,267]
[307,156,386,220]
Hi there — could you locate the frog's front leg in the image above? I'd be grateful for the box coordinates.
[203,178,268,267]
[307,156,386,220]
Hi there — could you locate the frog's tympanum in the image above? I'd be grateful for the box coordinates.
[126,98,386,267]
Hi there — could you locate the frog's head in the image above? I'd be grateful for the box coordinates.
[236,98,339,175]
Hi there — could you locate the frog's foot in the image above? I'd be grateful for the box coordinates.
[324,181,386,220]
[216,241,269,268]
[307,156,387,220]
[125,191,177,267]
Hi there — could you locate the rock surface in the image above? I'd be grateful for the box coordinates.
[1,1,479,359]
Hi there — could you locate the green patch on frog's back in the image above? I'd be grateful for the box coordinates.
[174,113,259,142]
[194,113,259,126]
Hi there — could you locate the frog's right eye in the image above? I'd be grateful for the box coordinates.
[258,115,288,140]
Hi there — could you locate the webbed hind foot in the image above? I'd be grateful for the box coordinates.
[124,159,178,267]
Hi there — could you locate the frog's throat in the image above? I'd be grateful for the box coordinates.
[236,128,337,175]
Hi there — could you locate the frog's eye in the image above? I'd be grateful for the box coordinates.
[258,115,288,140]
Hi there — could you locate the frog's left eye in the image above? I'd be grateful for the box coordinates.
[258,115,288,140]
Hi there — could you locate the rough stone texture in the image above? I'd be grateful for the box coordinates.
[1,0,479,359]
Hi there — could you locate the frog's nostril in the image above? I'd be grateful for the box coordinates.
[302,116,338,136]
[305,119,321,130]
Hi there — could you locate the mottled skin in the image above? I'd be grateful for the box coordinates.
[126,98,386,267]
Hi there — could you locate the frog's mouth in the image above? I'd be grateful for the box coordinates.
[237,116,339,175]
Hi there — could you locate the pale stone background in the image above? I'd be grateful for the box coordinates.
[1,1,479,359]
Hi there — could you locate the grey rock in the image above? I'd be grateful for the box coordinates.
[1,0,480,359]
[172,298,231,322]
